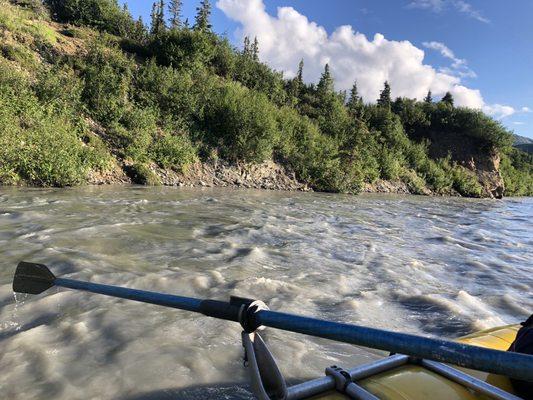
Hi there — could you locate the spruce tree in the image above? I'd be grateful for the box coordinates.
[424,90,432,103]
[317,64,334,95]
[377,81,391,109]
[252,37,259,61]
[347,81,363,116]
[150,0,165,35]
[441,91,454,107]
[194,0,211,32]
[133,16,147,41]
[296,59,304,86]
[168,0,182,29]
[243,36,251,57]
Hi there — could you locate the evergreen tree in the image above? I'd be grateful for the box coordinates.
[194,0,211,32]
[252,37,259,61]
[441,91,454,107]
[287,59,304,103]
[424,90,432,103]
[243,36,251,57]
[377,81,391,109]
[296,59,304,86]
[168,0,182,29]
[133,16,147,41]
[317,63,334,95]
[347,81,363,117]
[150,0,165,35]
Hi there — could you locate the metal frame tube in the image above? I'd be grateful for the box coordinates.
[286,355,409,400]
[420,360,523,400]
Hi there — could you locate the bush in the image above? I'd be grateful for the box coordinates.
[379,147,402,180]
[419,158,453,194]
[133,59,201,131]
[150,29,217,70]
[451,165,483,197]
[81,43,134,125]
[150,134,197,172]
[45,0,136,37]
[202,82,278,163]
[400,169,427,195]
[0,59,100,186]
[500,149,533,196]
[127,162,161,186]
[275,107,357,192]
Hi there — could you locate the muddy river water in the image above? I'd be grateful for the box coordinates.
[0,186,531,399]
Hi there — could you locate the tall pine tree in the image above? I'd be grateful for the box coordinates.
[441,91,454,107]
[377,81,391,109]
[296,59,304,86]
[243,36,251,57]
[347,81,363,117]
[251,37,259,61]
[168,0,182,29]
[150,0,166,35]
[317,64,334,95]
[194,0,211,32]
[424,90,432,103]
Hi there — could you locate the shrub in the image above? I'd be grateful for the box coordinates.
[419,158,453,194]
[81,43,133,125]
[451,165,483,197]
[379,147,402,180]
[202,82,278,163]
[45,0,136,37]
[150,134,197,172]
[400,169,427,195]
[0,59,91,186]
[500,149,533,196]
[127,162,161,186]
[150,29,216,70]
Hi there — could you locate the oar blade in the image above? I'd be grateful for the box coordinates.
[13,262,55,294]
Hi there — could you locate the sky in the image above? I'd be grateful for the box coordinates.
[125,0,533,139]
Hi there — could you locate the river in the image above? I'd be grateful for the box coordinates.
[0,186,531,399]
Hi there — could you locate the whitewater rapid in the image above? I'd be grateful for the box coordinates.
[0,186,531,399]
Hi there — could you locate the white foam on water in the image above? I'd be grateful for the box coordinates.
[0,188,531,399]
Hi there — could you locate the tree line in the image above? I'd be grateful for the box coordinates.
[0,0,530,196]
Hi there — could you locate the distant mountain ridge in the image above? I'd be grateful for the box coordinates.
[513,134,533,146]
[512,134,533,154]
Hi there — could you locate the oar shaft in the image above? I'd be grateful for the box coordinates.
[52,277,533,382]
[55,278,203,312]
[256,310,533,382]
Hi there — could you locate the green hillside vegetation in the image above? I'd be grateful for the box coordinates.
[1,0,532,196]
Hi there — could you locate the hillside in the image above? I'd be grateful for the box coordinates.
[513,134,533,146]
[1,0,532,197]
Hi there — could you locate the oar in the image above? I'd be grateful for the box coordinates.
[12,261,533,383]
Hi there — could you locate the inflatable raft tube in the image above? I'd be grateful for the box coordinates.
[306,325,521,400]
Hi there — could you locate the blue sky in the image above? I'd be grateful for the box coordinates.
[125,0,533,139]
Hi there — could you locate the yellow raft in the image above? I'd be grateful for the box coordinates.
[308,325,520,400]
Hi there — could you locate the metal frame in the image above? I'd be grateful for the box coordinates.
[286,355,522,400]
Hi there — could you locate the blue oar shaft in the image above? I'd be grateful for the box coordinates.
[55,278,203,312]
[257,310,533,382]
[52,277,533,382]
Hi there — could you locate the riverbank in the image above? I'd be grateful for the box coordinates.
[84,159,493,197]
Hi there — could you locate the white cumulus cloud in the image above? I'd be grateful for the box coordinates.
[482,104,516,120]
[217,0,514,117]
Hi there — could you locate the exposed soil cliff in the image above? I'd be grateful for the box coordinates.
[428,131,505,198]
